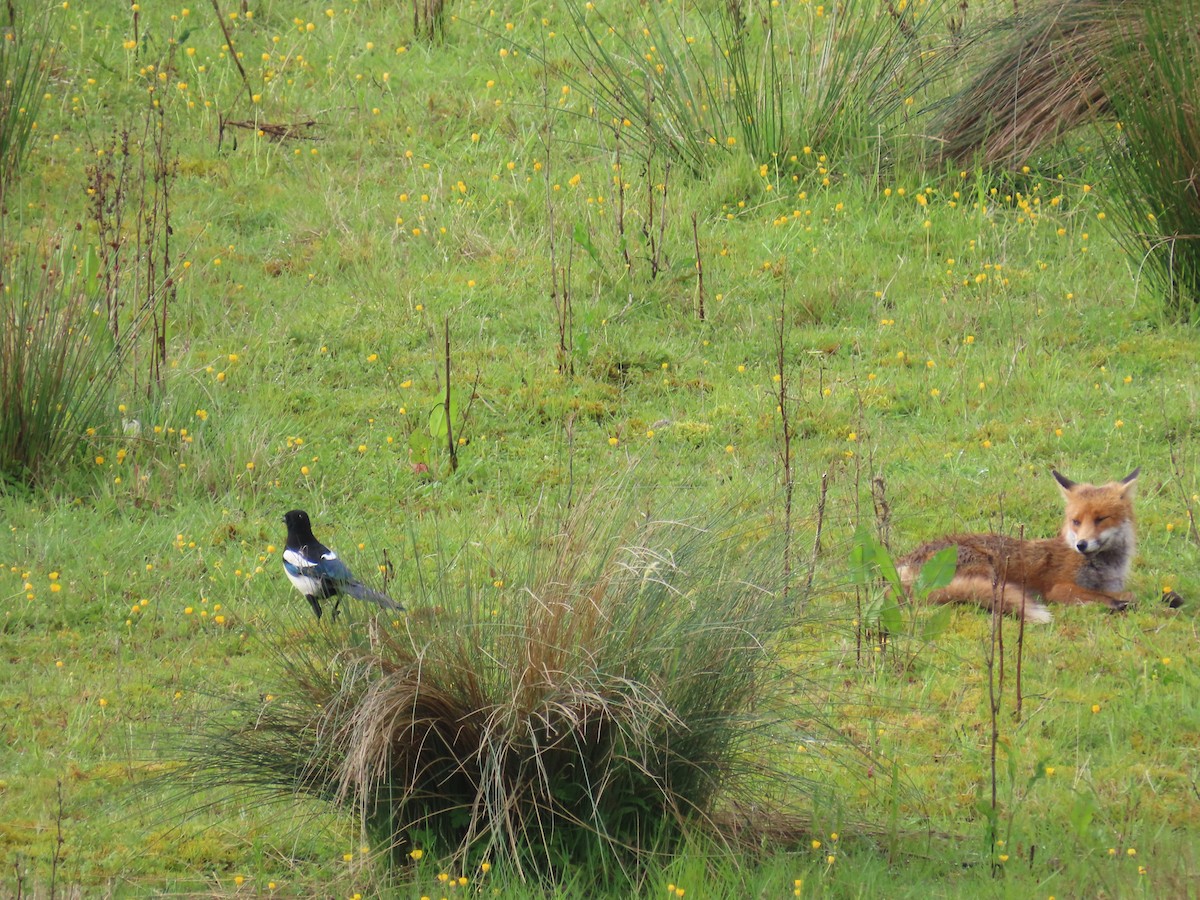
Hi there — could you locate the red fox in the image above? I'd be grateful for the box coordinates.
[897,468,1139,623]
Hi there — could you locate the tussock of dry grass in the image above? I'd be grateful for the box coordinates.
[933,0,1136,169]
[180,493,828,880]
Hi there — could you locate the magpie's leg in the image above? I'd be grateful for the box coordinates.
[331,596,342,622]
[306,595,323,620]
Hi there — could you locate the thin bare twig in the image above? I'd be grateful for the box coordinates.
[1168,443,1200,546]
[1015,523,1026,721]
[209,0,257,109]
[615,125,631,273]
[49,778,65,900]
[655,159,671,279]
[444,318,457,472]
[565,412,577,510]
[803,471,829,604]
[986,497,1006,877]
[872,475,892,551]
[775,288,793,603]
[556,247,574,375]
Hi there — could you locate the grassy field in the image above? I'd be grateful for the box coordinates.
[3,0,1199,896]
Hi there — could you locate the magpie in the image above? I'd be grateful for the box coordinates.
[282,509,402,620]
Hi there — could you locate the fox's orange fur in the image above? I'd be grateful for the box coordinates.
[897,468,1140,624]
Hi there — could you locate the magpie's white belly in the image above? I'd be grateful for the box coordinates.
[286,570,325,598]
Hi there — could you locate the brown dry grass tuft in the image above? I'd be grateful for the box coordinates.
[178,492,833,883]
[933,0,1137,170]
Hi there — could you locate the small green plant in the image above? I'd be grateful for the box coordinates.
[407,320,475,476]
[408,386,466,475]
[850,527,957,647]
[978,750,1049,874]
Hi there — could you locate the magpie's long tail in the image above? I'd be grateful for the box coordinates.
[344,580,403,611]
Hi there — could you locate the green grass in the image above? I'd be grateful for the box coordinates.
[2,0,1199,895]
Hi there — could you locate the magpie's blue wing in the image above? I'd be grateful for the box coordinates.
[315,551,354,583]
[284,547,352,584]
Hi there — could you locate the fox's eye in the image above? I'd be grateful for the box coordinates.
[1095,516,1108,524]
[1071,519,1081,528]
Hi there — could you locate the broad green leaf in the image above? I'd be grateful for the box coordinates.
[863,592,883,626]
[878,589,902,634]
[914,545,957,596]
[871,541,904,593]
[974,796,999,841]
[1068,792,1096,838]
[573,221,600,265]
[849,527,875,586]
[1000,737,1018,786]
[427,389,464,441]
[922,603,954,642]
[408,430,430,463]
[575,327,591,362]
[429,403,449,439]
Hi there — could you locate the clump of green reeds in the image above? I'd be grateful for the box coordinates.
[0,8,50,200]
[0,240,122,488]
[180,495,833,883]
[1098,0,1200,315]
[555,0,953,173]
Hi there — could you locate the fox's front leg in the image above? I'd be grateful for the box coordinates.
[1044,582,1132,611]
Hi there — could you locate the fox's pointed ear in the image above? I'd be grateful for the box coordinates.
[1120,467,1140,496]
[1052,469,1076,495]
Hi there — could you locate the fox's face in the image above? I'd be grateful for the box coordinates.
[1053,468,1139,556]
[1064,504,1133,554]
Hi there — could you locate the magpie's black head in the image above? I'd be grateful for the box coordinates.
[283,509,314,538]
